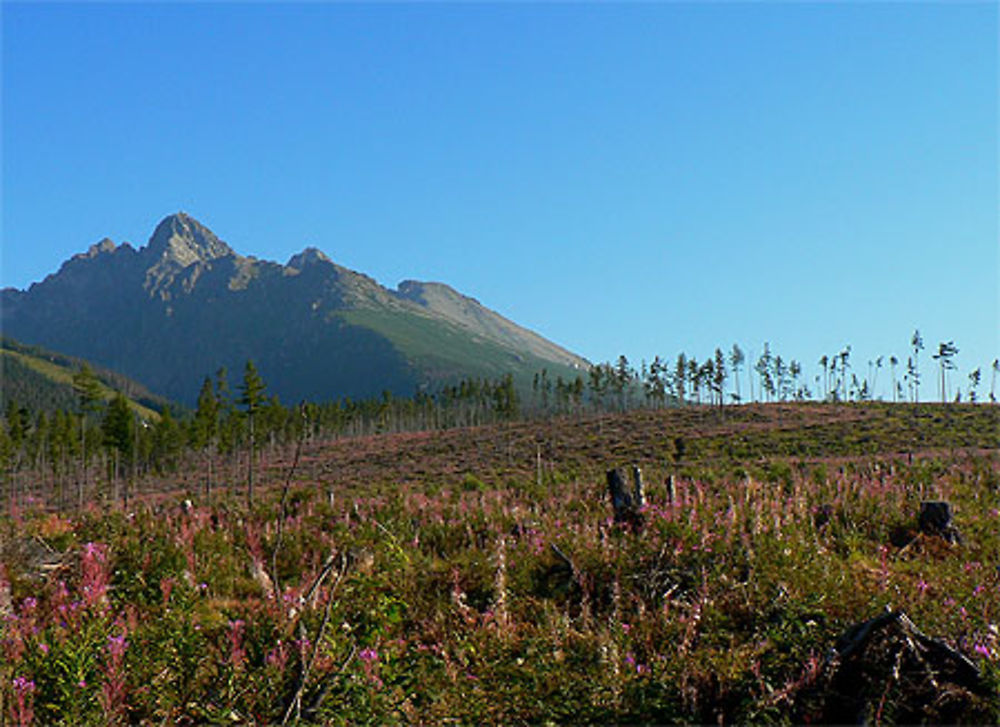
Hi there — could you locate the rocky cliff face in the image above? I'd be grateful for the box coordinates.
[2,213,588,404]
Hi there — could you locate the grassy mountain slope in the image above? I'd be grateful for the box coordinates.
[339,308,584,388]
[0,338,166,419]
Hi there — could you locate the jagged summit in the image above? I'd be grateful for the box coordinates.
[1,213,590,404]
[287,247,332,271]
[145,212,234,266]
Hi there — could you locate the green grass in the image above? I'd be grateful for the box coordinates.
[339,307,583,387]
[1,348,161,421]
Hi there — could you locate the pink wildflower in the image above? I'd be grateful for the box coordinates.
[10,675,35,726]
[81,542,110,609]
[228,619,246,670]
[100,629,129,722]
[266,640,289,671]
[359,647,383,687]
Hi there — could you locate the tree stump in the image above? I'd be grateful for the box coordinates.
[607,466,645,529]
[631,465,645,509]
[919,500,961,543]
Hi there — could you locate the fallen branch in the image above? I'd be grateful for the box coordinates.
[282,552,348,725]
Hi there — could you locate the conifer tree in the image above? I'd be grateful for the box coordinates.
[889,355,899,403]
[729,344,744,403]
[932,341,959,403]
[72,364,103,507]
[674,353,687,405]
[193,376,220,498]
[239,360,267,508]
[102,393,132,504]
[911,330,924,402]
[713,348,727,410]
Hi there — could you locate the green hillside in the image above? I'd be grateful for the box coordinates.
[339,308,585,390]
[1,337,168,419]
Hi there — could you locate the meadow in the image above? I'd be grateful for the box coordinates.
[1,403,998,724]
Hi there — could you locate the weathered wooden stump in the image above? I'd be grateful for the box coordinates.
[919,500,961,543]
[607,466,645,529]
[631,465,645,509]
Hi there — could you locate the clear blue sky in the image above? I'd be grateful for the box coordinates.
[2,2,997,400]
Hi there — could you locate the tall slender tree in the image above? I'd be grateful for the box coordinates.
[729,344,744,404]
[967,368,981,403]
[932,341,959,403]
[838,347,851,402]
[102,393,132,503]
[789,360,802,400]
[72,364,103,508]
[889,355,899,403]
[713,348,727,411]
[193,376,220,498]
[755,344,774,403]
[239,360,267,508]
[911,330,924,402]
[674,353,687,406]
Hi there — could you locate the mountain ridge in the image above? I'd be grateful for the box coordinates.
[1,213,589,404]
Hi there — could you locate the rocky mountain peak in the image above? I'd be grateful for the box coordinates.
[287,247,332,271]
[145,212,234,267]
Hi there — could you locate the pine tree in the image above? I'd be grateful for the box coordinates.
[193,376,220,498]
[729,344,744,404]
[932,341,959,403]
[72,364,103,508]
[239,360,267,508]
[713,348,727,410]
[102,393,132,460]
[967,368,981,403]
[674,353,687,405]
[889,355,899,403]
[102,393,133,504]
[911,330,924,402]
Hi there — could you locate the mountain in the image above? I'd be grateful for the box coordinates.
[1,213,589,404]
[1,338,168,419]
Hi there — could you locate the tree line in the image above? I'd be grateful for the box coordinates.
[555,330,996,414]
[1,329,995,514]
[0,361,523,512]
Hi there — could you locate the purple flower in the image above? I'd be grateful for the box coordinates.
[12,676,35,693]
[228,620,246,669]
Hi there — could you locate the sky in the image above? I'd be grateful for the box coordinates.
[2,2,997,401]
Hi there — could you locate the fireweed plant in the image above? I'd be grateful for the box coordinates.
[0,429,998,723]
